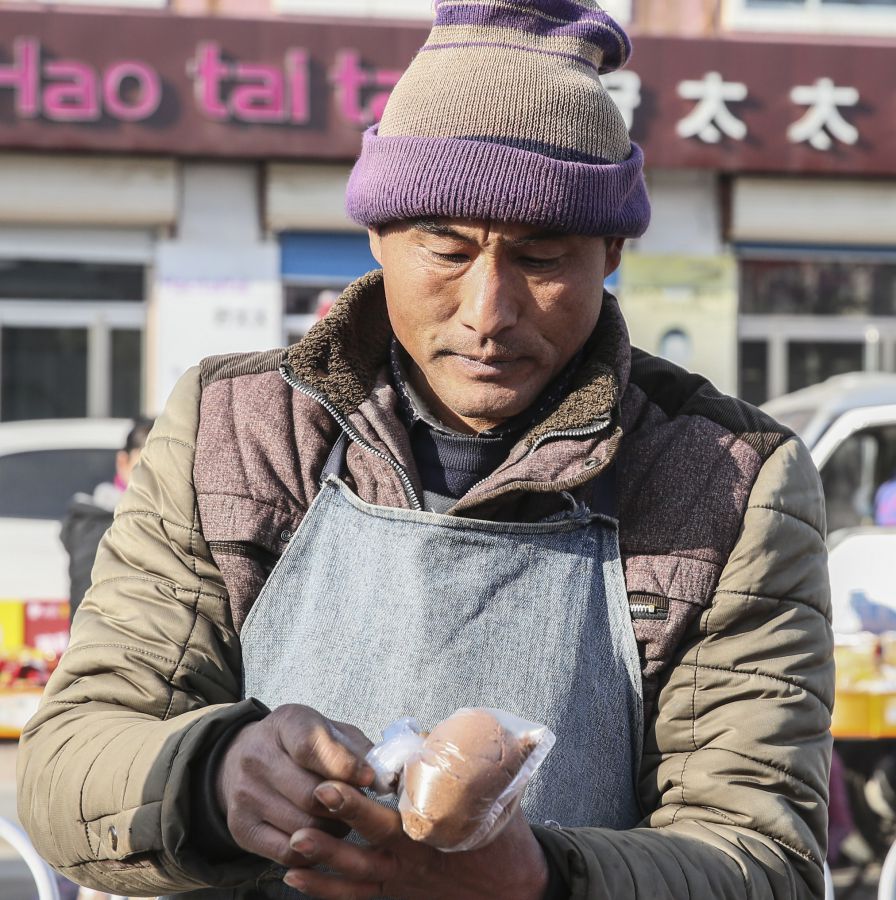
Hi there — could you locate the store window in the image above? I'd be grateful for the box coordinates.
[738,253,896,404]
[281,232,379,344]
[740,259,896,318]
[0,260,145,422]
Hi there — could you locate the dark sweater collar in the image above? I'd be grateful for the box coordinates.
[390,340,585,439]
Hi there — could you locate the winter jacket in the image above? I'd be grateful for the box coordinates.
[60,483,122,621]
[17,271,833,899]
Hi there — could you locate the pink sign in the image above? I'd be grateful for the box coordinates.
[0,9,894,176]
[2,37,161,123]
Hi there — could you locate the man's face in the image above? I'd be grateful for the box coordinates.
[115,448,142,487]
[369,219,624,434]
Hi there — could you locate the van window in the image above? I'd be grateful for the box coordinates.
[822,425,896,535]
[0,449,117,519]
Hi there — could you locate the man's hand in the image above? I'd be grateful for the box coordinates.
[215,705,375,868]
[283,782,550,900]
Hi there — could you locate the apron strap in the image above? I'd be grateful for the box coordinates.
[590,463,618,519]
[320,431,349,483]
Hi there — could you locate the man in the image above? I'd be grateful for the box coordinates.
[18,3,833,898]
[60,417,155,622]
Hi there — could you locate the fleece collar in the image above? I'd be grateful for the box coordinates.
[286,269,632,446]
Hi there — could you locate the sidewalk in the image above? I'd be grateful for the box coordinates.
[0,739,39,900]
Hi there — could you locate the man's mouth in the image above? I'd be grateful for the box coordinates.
[450,353,523,378]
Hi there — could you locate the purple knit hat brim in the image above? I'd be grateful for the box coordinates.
[346,126,651,238]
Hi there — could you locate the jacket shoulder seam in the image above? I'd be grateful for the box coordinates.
[63,642,229,682]
[145,435,196,453]
[680,660,830,709]
[113,510,199,533]
[714,589,832,624]
[90,575,224,602]
[746,502,822,537]
[706,745,820,797]
[654,821,817,864]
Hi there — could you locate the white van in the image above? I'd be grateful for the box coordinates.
[0,419,130,603]
[764,374,896,634]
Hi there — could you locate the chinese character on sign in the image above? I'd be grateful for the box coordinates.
[602,70,641,133]
[788,78,860,151]
[676,72,748,144]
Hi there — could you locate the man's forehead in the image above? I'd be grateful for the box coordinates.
[409,217,572,246]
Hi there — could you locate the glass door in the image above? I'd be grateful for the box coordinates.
[0,260,146,421]
[737,253,896,404]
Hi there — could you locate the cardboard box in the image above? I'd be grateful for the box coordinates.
[0,601,24,652]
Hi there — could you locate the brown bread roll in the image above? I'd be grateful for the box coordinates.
[401,708,535,849]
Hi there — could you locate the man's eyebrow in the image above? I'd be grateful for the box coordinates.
[508,230,567,246]
[411,219,467,240]
[411,219,566,245]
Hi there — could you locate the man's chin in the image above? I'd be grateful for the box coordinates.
[442,388,536,426]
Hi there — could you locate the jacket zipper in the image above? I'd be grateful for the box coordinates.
[628,594,670,621]
[526,417,613,459]
[463,416,614,499]
[279,363,424,511]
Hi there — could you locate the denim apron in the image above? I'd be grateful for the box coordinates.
[224,461,643,899]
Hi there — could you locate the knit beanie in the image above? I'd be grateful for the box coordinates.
[346,0,650,238]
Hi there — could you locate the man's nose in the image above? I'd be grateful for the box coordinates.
[458,261,519,339]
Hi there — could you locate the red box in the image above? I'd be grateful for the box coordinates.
[24,601,70,657]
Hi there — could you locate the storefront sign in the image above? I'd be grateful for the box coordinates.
[154,279,282,406]
[0,9,894,175]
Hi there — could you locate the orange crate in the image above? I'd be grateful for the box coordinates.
[832,688,896,739]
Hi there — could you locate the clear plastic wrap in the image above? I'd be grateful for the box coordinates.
[365,707,555,852]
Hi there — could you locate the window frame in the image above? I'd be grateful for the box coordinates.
[0,299,145,421]
[725,0,896,34]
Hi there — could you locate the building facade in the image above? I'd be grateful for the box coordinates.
[0,0,893,421]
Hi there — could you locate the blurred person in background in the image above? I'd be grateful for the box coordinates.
[60,417,154,623]
[875,469,896,526]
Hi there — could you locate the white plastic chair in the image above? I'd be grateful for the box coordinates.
[880,839,896,900]
[0,815,61,900]
[824,860,836,899]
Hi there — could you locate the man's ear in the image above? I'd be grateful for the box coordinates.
[604,237,625,278]
[368,228,384,266]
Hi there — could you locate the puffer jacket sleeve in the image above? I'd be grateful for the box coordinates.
[534,436,834,899]
[16,367,269,896]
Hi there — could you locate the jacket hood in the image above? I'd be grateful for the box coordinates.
[287,269,632,446]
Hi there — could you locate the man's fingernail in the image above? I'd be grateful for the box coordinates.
[284,872,306,889]
[290,836,315,857]
[357,763,375,784]
[315,784,344,812]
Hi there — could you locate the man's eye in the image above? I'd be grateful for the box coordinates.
[433,251,469,263]
[521,256,558,268]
